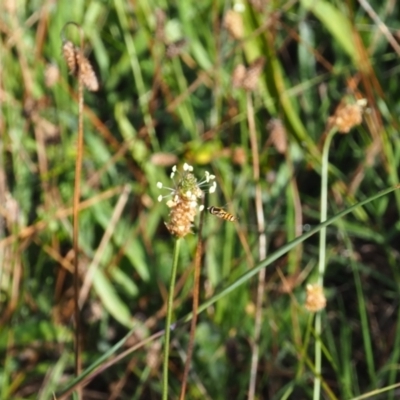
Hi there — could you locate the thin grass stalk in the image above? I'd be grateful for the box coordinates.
[351,248,376,382]
[246,92,267,400]
[70,26,86,400]
[179,201,205,400]
[314,127,337,400]
[296,312,314,380]
[163,237,182,400]
[132,366,151,400]
[335,219,376,385]
[285,153,303,272]
[351,382,400,400]
[304,355,339,400]
[0,130,4,288]
[388,308,400,400]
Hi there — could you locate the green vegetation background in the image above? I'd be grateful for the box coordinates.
[1,0,400,398]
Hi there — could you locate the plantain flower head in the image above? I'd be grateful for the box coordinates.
[157,163,217,237]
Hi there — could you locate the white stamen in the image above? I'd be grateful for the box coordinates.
[167,199,176,208]
[170,165,177,178]
[157,195,163,202]
[233,2,245,12]
[157,182,163,189]
[183,163,193,172]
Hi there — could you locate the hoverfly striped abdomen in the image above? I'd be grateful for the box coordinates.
[207,206,238,222]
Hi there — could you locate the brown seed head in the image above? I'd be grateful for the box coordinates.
[328,99,367,134]
[232,64,247,88]
[44,64,60,88]
[248,0,265,12]
[62,41,99,92]
[267,118,287,154]
[166,38,188,58]
[146,340,162,371]
[155,8,167,41]
[232,57,265,91]
[242,57,265,91]
[76,51,99,91]
[62,41,78,75]
[305,283,326,312]
[224,10,244,40]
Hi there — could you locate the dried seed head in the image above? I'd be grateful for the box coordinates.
[76,51,99,91]
[61,40,99,92]
[155,8,166,41]
[35,116,60,142]
[267,118,287,154]
[62,41,78,75]
[4,192,21,229]
[305,284,326,312]
[328,99,367,134]
[146,340,162,371]
[248,0,264,12]
[44,63,60,88]
[232,64,247,88]
[232,57,265,91]
[166,38,188,58]
[150,152,179,167]
[232,147,246,165]
[224,10,244,40]
[242,57,265,91]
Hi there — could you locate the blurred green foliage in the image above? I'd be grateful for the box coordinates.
[1,0,400,398]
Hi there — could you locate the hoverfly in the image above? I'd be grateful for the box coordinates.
[207,206,238,222]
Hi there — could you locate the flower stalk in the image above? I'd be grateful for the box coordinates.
[162,237,181,400]
[158,163,216,399]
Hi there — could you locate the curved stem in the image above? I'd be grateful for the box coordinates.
[162,237,182,400]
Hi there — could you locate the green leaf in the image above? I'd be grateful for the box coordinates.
[93,269,134,328]
[110,267,139,297]
[301,0,356,62]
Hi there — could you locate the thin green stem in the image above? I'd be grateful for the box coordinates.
[314,128,337,400]
[162,237,182,400]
